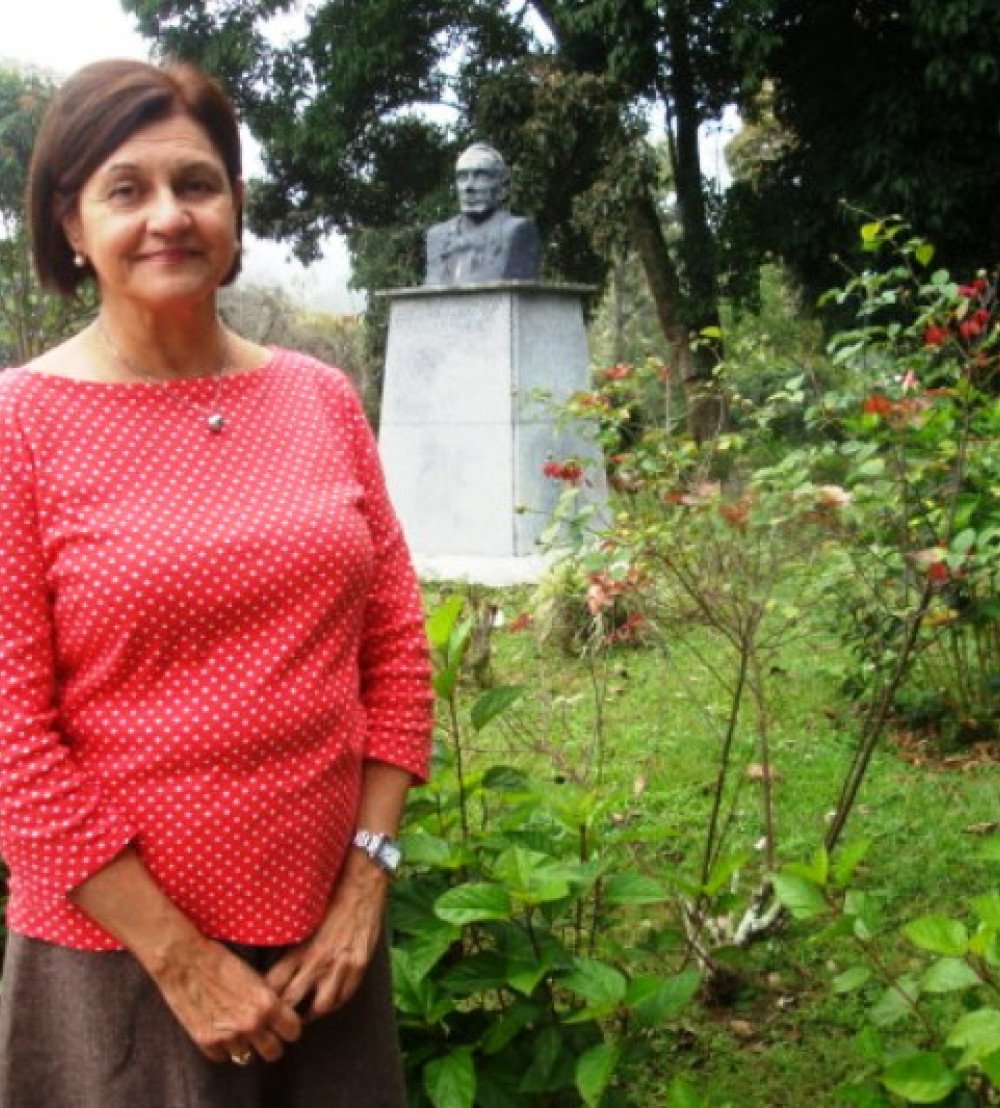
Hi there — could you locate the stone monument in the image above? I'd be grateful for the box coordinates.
[378,143,605,584]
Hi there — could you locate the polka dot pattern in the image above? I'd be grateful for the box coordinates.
[0,350,433,950]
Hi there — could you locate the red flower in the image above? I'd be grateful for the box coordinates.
[719,499,751,530]
[973,308,990,327]
[959,318,985,343]
[927,561,951,585]
[923,324,950,348]
[543,460,583,483]
[603,363,632,381]
[863,395,893,417]
[959,278,988,299]
[509,612,533,632]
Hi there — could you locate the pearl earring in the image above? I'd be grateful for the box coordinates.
[73,253,86,268]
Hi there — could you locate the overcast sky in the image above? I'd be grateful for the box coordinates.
[1,0,362,313]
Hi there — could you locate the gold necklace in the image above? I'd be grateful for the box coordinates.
[95,321,230,434]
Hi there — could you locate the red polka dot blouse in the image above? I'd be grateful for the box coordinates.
[0,350,433,950]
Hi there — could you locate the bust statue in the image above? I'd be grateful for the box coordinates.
[424,143,541,285]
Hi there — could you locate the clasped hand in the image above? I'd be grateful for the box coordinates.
[154,854,388,1064]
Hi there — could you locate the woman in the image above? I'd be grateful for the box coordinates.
[0,59,432,1107]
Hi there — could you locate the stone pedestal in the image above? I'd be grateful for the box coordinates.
[378,282,605,584]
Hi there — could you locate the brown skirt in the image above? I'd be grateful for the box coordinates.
[0,931,406,1108]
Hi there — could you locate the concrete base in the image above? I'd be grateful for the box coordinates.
[414,552,550,586]
[378,282,605,578]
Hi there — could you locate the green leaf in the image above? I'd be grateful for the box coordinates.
[920,957,981,994]
[402,921,461,981]
[491,847,572,906]
[634,969,701,1026]
[703,852,750,896]
[400,830,456,868]
[783,847,829,886]
[440,952,509,994]
[903,916,969,957]
[519,1025,563,1093]
[979,1050,1000,1086]
[870,979,917,1028]
[482,764,530,791]
[427,596,465,651]
[561,959,629,1010]
[952,528,977,554]
[832,840,871,887]
[391,947,454,1023]
[500,927,568,996]
[833,965,871,993]
[771,872,828,919]
[434,666,459,700]
[667,1076,708,1107]
[424,1047,476,1108]
[602,872,668,906]
[575,1043,621,1107]
[481,1000,542,1055]
[946,1008,1000,1068]
[860,221,882,243]
[881,1052,958,1103]
[914,242,936,267]
[471,685,524,732]
[971,892,1000,927]
[434,883,513,925]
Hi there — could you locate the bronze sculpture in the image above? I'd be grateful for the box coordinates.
[425,143,541,285]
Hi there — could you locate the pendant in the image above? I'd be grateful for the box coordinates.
[207,412,225,433]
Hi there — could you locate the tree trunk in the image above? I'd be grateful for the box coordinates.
[661,0,727,440]
[627,191,724,442]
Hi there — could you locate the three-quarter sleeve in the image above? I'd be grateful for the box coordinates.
[0,395,136,903]
[344,385,434,782]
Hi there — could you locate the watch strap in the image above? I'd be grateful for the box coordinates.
[352,829,402,875]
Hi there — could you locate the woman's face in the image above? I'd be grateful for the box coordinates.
[62,112,242,313]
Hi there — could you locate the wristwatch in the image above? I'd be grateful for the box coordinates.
[352,829,403,876]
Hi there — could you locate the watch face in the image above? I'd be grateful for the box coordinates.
[379,841,402,871]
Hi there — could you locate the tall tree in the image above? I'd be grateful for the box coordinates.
[124,0,763,435]
[0,65,94,365]
[728,0,1000,301]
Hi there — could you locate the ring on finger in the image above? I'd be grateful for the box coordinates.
[230,1048,253,1066]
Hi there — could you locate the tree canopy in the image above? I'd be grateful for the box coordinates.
[728,0,1000,300]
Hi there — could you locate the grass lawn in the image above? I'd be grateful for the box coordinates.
[419,581,1000,1106]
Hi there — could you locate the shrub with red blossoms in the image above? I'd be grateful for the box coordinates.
[602,363,632,381]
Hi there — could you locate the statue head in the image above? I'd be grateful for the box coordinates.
[455,142,510,222]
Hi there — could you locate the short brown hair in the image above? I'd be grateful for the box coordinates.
[28,59,243,297]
